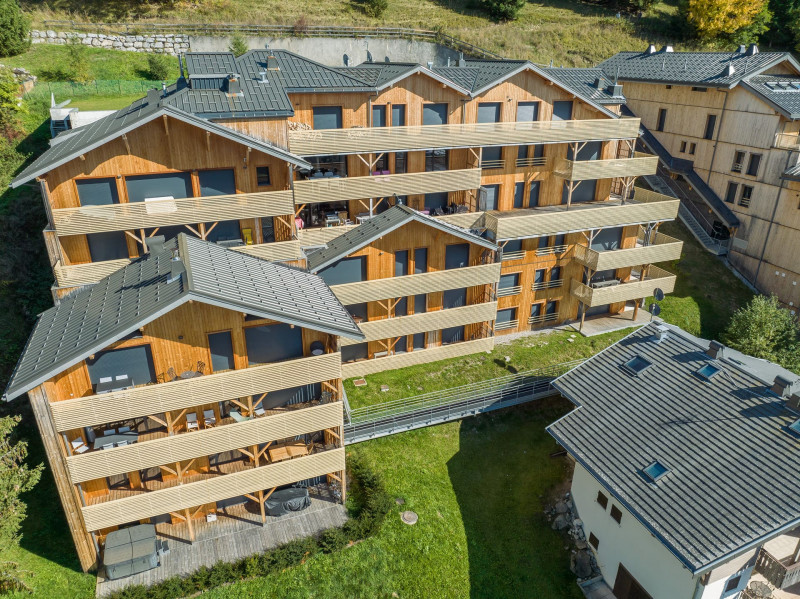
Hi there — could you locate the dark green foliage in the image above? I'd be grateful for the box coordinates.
[65,38,91,83]
[767,0,800,48]
[106,459,392,599]
[363,0,389,17]
[228,33,249,57]
[0,0,29,58]
[480,0,525,21]
[146,54,173,81]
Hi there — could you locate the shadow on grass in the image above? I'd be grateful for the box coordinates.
[446,399,584,599]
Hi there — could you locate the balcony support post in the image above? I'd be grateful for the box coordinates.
[793,537,800,564]
[579,303,586,332]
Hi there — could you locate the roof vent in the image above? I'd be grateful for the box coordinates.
[707,340,724,359]
[662,44,674,53]
[772,375,793,397]
[146,88,161,107]
[427,61,434,69]
[458,52,467,67]
[608,83,623,97]
[146,235,166,254]
[747,44,759,56]
[788,393,800,412]
[593,76,603,89]
[366,50,373,63]
[738,44,747,54]
[447,57,451,67]
[258,70,268,84]
[267,55,279,70]
[226,74,242,95]
[646,44,657,55]
[724,63,736,77]
[167,248,186,284]
[654,324,669,343]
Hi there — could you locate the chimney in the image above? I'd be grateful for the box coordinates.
[161,81,167,96]
[146,235,166,254]
[593,76,603,89]
[458,52,466,67]
[226,74,241,95]
[747,44,759,55]
[662,44,674,53]
[609,83,624,97]
[772,375,793,398]
[267,54,279,70]
[146,88,161,107]
[707,340,724,359]
[646,44,656,55]
[654,324,669,342]
[258,70,268,84]
[788,393,800,412]
[447,57,451,67]
[167,248,186,284]
[724,63,735,77]
[738,44,747,54]
[178,53,185,79]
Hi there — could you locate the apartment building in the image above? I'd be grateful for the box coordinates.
[548,322,800,599]
[600,45,800,311]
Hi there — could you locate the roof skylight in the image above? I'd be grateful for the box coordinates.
[765,81,800,92]
[622,355,653,377]
[696,363,721,381]
[788,418,800,436]
[643,460,669,482]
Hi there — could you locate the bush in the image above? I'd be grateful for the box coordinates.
[228,32,248,57]
[480,0,525,21]
[363,0,389,17]
[146,54,173,81]
[107,458,392,598]
[0,0,29,58]
[65,38,91,83]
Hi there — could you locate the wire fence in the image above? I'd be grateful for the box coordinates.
[344,359,585,443]
[23,80,165,101]
[41,21,503,60]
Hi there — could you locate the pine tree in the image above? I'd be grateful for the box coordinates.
[0,0,29,58]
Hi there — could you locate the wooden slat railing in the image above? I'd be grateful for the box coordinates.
[554,154,658,181]
[573,227,683,270]
[570,265,676,307]
[53,258,132,289]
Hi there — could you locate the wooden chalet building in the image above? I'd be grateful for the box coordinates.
[600,44,800,311]
[3,234,363,571]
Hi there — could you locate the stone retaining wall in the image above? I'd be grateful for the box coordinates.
[30,30,190,55]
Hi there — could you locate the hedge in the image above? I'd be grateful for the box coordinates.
[107,454,392,599]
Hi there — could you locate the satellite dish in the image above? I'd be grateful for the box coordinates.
[654,288,665,302]
[649,303,661,317]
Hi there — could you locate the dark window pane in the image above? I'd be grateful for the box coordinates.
[413,332,426,349]
[514,182,525,208]
[725,182,738,203]
[256,166,271,186]
[245,323,303,365]
[76,178,119,206]
[347,303,368,321]
[477,102,501,123]
[747,154,761,176]
[313,106,342,130]
[394,152,407,173]
[656,108,667,132]
[704,114,717,140]
[591,227,622,251]
[424,192,448,211]
[483,146,502,163]
[546,301,558,314]
[443,288,467,309]
[87,231,129,261]
[422,103,448,126]
[208,331,234,372]
[394,336,407,353]
[480,184,499,210]
[414,294,427,314]
[414,248,428,273]
[538,236,550,249]
[563,180,596,204]
[445,244,469,269]
[395,250,409,276]
[530,303,541,317]
[552,101,573,121]
[205,220,241,243]
[567,141,601,161]
[372,105,387,127]
[496,308,516,323]
[516,101,539,122]
[551,266,561,280]
[529,181,540,207]
[425,149,448,172]
[499,273,519,288]
[555,234,566,246]
[318,256,366,285]
[341,343,368,363]
[144,225,188,243]
[198,169,236,196]
[442,326,464,345]
[534,269,546,283]
[394,297,408,317]
[87,345,156,386]
[533,144,544,158]
[392,104,406,126]
[126,172,192,203]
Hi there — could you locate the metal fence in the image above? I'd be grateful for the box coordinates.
[41,21,503,60]
[24,79,165,101]
[344,359,585,443]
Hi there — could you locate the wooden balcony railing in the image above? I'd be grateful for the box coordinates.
[755,546,800,589]
[54,259,132,289]
[66,402,343,484]
[573,228,683,271]
[496,286,521,297]
[570,265,676,307]
[80,447,345,532]
[49,352,342,432]
[287,118,641,156]
[494,319,519,331]
[554,154,658,181]
[293,168,481,205]
[516,157,549,169]
[330,263,501,305]
[531,279,563,291]
[485,194,680,240]
[341,302,498,345]
[529,313,558,325]
[52,191,295,236]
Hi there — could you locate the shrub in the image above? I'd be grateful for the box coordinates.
[146,54,173,81]
[319,527,349,553]
[228,32,248,57]
[0,0,29,58]
[65,38,91,83]
[363,0,389,17]
[480,0,525,21]
[293,15,310,36]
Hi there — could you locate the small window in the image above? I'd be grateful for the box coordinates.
[679,141,686,153]
[596,491,608,510]
[740,185,753,207]
[725,182,738,203]
[689,143,696,155]
[256,166,271,186]
[622,355,652,376]
[691,86,707,92]
[610,505,622,524]
[665,85,672,89]
[732,151,745,173]
[656,108,667,132]
[643,460,669,482]
[704,114,717,140]
[696,363,721,381]
[724,576,742,593]
[588,533,599,549]
[372,105,387,127]
[747,153,762,177]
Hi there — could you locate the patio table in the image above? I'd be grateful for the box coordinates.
[94,431,138,450]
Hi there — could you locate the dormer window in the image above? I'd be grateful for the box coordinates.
[622,355,652,377]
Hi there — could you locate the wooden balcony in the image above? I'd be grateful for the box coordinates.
[573,228,683,271]
[341,337,494,378]
[330,263,501,305]
[554,154,658,181]
[296,225,358,247]
[774,132,800,151]
[80,447,345,532]
[485,194,680,240]
[66,402,343,484]
[293,168,481,204]
[755,546,800,590]
[51,190,295,236]
[570,265,676,307]
[287,118,641,156]
[341,302,498,346]
[50,352,342,432]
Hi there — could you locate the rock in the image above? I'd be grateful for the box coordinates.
[575,539,588,550]
[46,30,56,38]
[552,514,569,530]
[395,497,405,505]
[555,501,569,514]
[571,550,593,578]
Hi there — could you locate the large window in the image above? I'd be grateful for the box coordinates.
[477,102,501,123]
[87,231,129,262]
[443,287,467,309]
[395,250,409,276]
[591,227,623,251]
[496,307,517,324]
[422,103,448,126]
[442,326,464,345]
[413,332,426,350]
[562,180,597,204]
[425,149,448,172]
[245,323,303,365]
[703,114,717,140]
[392,104,406,126]
[516,101,540,122]
[414,248,428,273]
[445,243,470,269]
[86,345,156,387]
[414,294,427,314]
[529,181,540,207]
[76,178,119,206]
[424,192,449,212]
[514,182,525,208]
[313,106,343,130]
[208,331,234,372]
[198,169,236,196]
[480,184,499,211]
[552,101,573,121]
[482,146,503,167]
[372,105,387,127]
[498,273,520,294]
[125,172,192,203]
[567,141,601,161]
[318,256,367,285]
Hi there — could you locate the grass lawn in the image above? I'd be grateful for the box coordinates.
[646,220,754,340]
[345,328,629,409]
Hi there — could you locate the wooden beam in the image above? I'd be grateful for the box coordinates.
[325,427,341,440]
[184,508,195,542]
[206,131,211,153]
[121,134,131,155]
[162,115,170,136]
[203,222,218,237]
[184,223,202,238]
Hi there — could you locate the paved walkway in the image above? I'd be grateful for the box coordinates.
[579,577,616,599]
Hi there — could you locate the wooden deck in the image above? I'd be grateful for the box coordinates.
[95,486,347,597]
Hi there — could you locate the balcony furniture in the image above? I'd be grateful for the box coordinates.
[590,279,620,289]
[747,581,772,598]
[93,431,138,450]
[320,391,334,404]
[203,410,216,427]
[206,512,217,522]
[103,524,158,580]
[70,439,90,454]
[165,367,177,383]
[264,487,310,517]
[311,172,324,178]
[156,540,169,557]
[186,413,199,431]
[229,410,251,423]
[325,213,340,227]
[217,239,245,248]
[196,361,206,375]
[96,376,133,394]
[103,429,116,436]
[310,341,325,356]
[242,228,254,245]
[254,406,266,417]
[118,426,130,433]
[268,441,308,463]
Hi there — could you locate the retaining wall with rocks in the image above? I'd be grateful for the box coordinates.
[30,30,190,55]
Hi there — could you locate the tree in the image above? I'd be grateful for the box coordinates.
[0,66,21,140]
[682,0,770,41]
[228,32,248,57]
[723,295,800,372]
[0,0,29,58]
[146,53,173,81]
[0,415,42,593]
[480,0,526,21]
[363,0,388,17]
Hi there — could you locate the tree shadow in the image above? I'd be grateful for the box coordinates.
[446,399,585,598]
[492,358,518,374]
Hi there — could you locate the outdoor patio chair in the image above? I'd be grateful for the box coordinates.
[118,426,130,433]
[103,429,116,436]
[203,410,216,427]
[186,413,199,431]
[101,443,113,450]
[196,361,206,375]
[116,440,128,448]
[70,439,89,454]
[166,367,177,382]
[99,376,113,384]
[254,406,266,417]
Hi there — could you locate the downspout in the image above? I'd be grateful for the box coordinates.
[705,89,729,187]
[753,148,793,288]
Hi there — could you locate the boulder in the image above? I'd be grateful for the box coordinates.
[552,514,569,530]
[571,550,593,578]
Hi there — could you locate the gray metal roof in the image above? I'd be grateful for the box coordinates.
[184,52,238,75]
[548,322,800,574]
[741,75,800,119]
[598,48,795,88]
[4,234,363,401]
[11,102,311,188]
[540,67,626,105]
[306,204,496,273]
